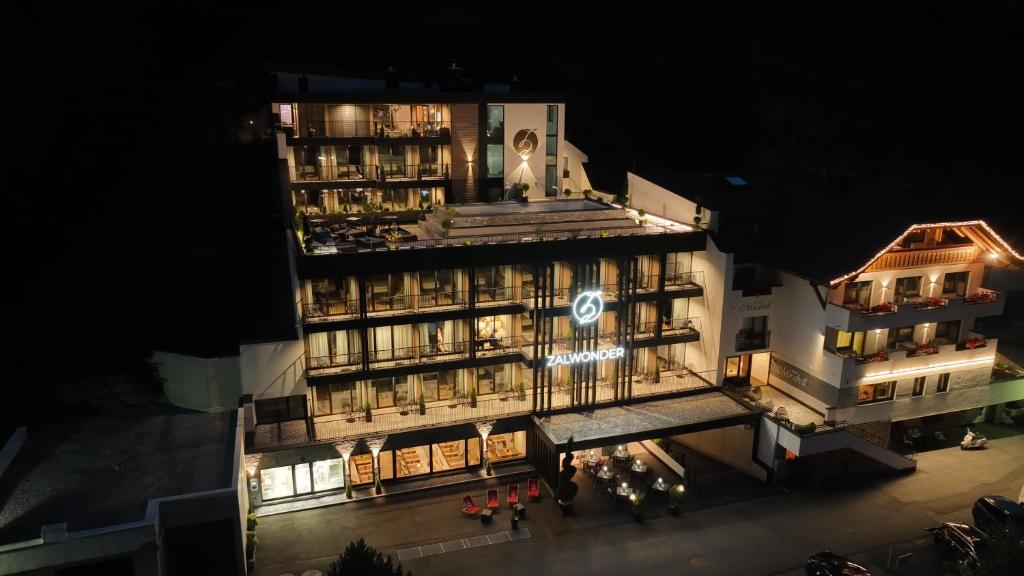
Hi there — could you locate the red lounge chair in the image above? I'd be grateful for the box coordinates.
[507,484,520,507]
[486,489,499,510]
[462,495,482,517]
[528,478,541,501]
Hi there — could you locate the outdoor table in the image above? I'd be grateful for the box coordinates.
[596,466,614,480]
[615,484,634,498]
[611,445,629,458]
[651,477,669,492]
[630,459,648,473]
[581,451,601,467]
[480,508,493,524]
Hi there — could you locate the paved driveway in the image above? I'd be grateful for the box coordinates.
[254,424,1024,576]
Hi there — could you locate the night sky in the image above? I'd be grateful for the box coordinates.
[5,1,1022,428]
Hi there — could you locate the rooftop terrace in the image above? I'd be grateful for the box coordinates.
[302,198,698,255]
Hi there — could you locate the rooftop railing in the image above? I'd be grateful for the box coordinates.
[291,119,452,139]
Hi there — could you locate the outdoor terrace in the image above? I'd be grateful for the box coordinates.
[300,199,699,256]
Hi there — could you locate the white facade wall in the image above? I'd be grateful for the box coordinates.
[562,140,592,193]
[238,339,307,401]
[688,237,729,379]
[155,351,242,413]
[626,173,707,226]
[826,262,986,308]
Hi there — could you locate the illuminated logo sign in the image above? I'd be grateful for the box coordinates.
[546,347,625,367]
[572,291,604,325]
[512,129,539,158]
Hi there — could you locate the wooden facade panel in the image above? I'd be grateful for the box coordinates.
[451,103,479,202]
[866,245,979,272]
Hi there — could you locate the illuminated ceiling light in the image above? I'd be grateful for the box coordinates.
[333,440,357,460]
[244,454,262,478]
[861,356,994,381]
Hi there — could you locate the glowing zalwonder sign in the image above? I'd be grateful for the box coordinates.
[572,291,604,324]
[546,347,625,367]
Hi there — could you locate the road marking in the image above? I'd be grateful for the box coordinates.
[395,528,531,560]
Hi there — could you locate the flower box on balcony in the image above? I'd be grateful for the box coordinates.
[858,351,889,364]
[965,337,987,349]
[864,302,896,315]
[913,343,940,356]
[913,296,948,310]
[965,291,996,304]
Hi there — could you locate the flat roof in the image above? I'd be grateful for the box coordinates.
[454,199,608,216]
[0,408,236,545]
[533,390,755,448]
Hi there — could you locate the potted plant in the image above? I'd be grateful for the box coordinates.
[693,214,702,227]
[418,393,426,415]
[346,481,353,499]
[556,436,579,515]
[668,483,686,516]
[521,182,530,201]
[630,489,646,522]
[583,189,593,199]
[470,388,477,408]
[511,509,520,530]
[518,381,526,401]
[485,461,493,476]
[384,229,402,251]
[563,187,573,198]
[374,476,382,495]
[654,364,661,384]
[637,208,646,223]
[364,402,373,422]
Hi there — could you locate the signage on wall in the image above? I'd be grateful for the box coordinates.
[572,291,604,325]
[546,347,625,367]
[512,129,539,158]
[737,301,771,312]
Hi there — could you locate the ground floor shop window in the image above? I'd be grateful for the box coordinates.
[260,466,295,500]
[432,441,467,472]
[487,431,526,462]
[396,446,431,478]
[858,381,896,404]
[725,354,751,382]
[295,464,312,495]
[349,454,374,485]
[468,438,482,465]
[313,459,345,491]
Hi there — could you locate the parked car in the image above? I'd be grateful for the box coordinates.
[929,522,986,567]
[972,495,1024,534]
[805,551,872,576]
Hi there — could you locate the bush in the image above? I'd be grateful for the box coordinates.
[326,538,410,576]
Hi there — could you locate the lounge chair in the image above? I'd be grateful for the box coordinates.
[462,495,482,517]
[507,484,520,508]
[528,478,541,501]
[486,489,499,511]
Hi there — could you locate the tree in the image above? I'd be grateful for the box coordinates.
[327,538,410,576]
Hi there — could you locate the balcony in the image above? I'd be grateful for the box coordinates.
[289,120,451,140]
[289,163,450,185]
[735,330,771,352]
[635,317,702,340]
[306,351,363,377]
[840,333,998,383]
[474,286,522,308]
[369,342,469,368]
[825,289,1004,332]
[308,368,716,443]
[302,298,360,323]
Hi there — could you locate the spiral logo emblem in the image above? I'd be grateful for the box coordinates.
[512,129,539,158]
[572,291,604,325]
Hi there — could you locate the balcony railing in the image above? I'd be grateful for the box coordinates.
[735,330,771,352]
[475,335,525,357]
[665,270,704,288]
[635,317,702,338]
[302,298,360,321]
[290,163,450,183]
[369,342,469,366]
[366,293,413,313]
[417,290,467,309]
[306,351,363,376]
[293,120,452,139]
[475,285,521,305]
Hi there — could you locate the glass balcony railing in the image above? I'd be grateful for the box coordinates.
[289,163,450,183]
[291,120,451,139]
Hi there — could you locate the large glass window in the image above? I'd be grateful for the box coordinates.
[476,314,511,351]
[487,431,527,462]
[418,269,462,308]
[545,105,558,195]
[260,466,295,500]
[476,364,510,395]
[312,459,345,491]
[396,446,431,478]
[934,320,960,344]
[307,330,361,371]
[368,324,414,363]
[294,464,312,495]
[857,381,895,404]
[421,370,461,402]
[887,326,915,351]
[432,441,467,471]
[369,375,411,408]
[486,105,504,178]
[724,355,751,380]
[941,272,969,297]
[418,320,462,356]
[475,265,513,302]
[843,281,872,308]
[937,373,950,393]
[893,276,922,304]
[366,273,410,312]
[349,454,374,485]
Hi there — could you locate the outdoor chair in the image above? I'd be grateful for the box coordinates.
[462,495,482,517]
[507,484,520,507]
[486,489,499,511]
[528,478,541,501]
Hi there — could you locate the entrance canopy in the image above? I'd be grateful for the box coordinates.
[532,390,756,451]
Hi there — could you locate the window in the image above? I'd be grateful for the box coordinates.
[396,446,431,478]
[421,370,460,402]
[545,105,558,194]
[294,464,312,495]
[432,440,467,471]
[475,265,512,302]
[843,280,872,308]
[887,326,915,350]
[260,466,295,500]
[314,382,358,416]
[937,373,950,393]
[369,375,410,408]
[857,381,896,404]
[312,459,345,491]
[486,105,504,178]
[724,355,751,380]
[941,271,969,297]
[737,316,769,351]
[476,364,509,395]
[487,431,527,462]
[934,320,960,344]
[476,314,510,350]
[893,276,922,304]
[912,376,926,397]
[834,330,866,356]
